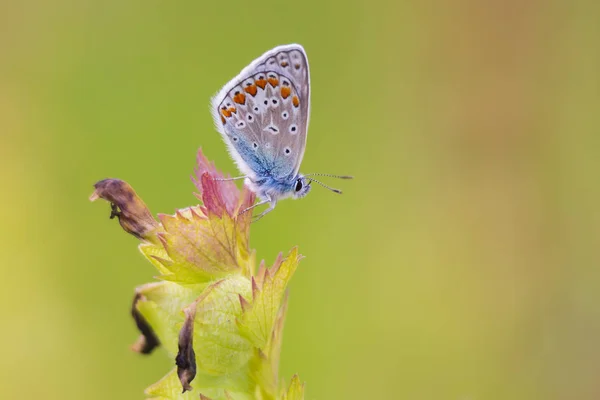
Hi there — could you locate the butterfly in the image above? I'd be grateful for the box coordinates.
[211,44,352,221]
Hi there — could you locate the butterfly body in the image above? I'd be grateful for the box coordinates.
[247,174,311,201]
[211,44,347,220]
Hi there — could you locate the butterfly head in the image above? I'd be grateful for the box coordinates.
[292,175,312,199]
[290,173,353,199]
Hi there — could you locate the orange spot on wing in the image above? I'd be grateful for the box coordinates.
[281,61,289,67]
[292,96,300,108]
[220,115,226,124]
[268,77,279,87]
[281,87,291,99]
[228,107,237,114]
[233,92,246,105]
[244,84,257,96]
[221,108,232,118]
[255,78,267,89]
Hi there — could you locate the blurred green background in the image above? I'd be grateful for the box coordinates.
[2,0,600,399]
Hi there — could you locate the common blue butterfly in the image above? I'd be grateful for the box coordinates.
[211,44,352,221]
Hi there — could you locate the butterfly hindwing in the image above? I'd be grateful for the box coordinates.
[211,44,310,181]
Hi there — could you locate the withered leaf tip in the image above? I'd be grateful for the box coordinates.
[176,305,197,393]
[90,178,159,241]
[130,292,160,354]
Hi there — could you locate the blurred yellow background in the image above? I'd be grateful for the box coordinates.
[2,1,599,399]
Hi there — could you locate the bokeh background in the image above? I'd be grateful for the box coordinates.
[2,1,599,399]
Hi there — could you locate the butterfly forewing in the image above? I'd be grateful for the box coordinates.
[211,44,310,181]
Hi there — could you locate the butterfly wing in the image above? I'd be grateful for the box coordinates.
[211,44,310,181]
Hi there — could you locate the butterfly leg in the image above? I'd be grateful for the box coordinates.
[213,176,247,182]
[251,200,277,223]
[238,198,269,216]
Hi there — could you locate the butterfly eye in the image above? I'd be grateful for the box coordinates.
[294,179,303,192]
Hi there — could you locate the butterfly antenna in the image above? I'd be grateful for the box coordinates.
[308,178,343,194]
[305,173,353,180]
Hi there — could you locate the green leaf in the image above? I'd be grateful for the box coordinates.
[139,242,172,275]
[237,248,301,349]
[191,276,254,375]
[280,375,304,400]
[145,368,200,400]
[146,368,255,400]
[135,282,205,355]
[154,206,254,284]
[246,291,290,399]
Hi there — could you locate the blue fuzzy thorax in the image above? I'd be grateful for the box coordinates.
[253,173,298,198]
